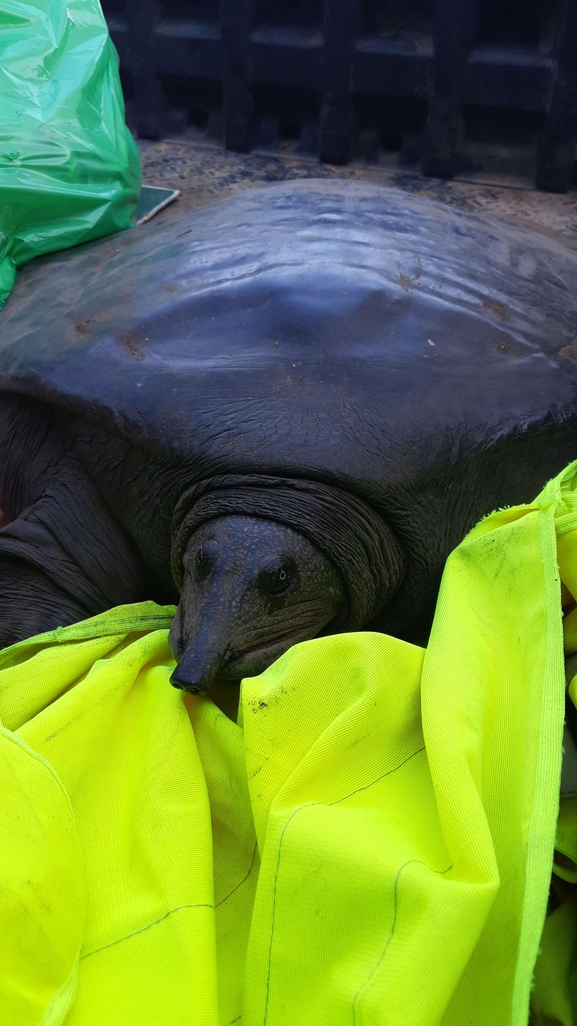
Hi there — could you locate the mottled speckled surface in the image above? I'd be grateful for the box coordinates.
[138,135,577,246]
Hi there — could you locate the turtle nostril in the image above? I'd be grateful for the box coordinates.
[169,665,211,695]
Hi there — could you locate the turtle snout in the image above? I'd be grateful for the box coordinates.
[168,607,227,695]
[169,642,226,694]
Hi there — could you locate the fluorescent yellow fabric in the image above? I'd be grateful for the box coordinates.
[2,464,577,1025]
[529,494,577,1026]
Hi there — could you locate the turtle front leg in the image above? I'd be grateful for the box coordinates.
[0,555,90,648]
[0,395,149,648]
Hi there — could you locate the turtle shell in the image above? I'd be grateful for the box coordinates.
[2,180,577,631]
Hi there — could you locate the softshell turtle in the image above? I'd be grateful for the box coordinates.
[1,180,577,701]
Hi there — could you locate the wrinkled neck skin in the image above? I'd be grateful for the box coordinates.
[168,515,345,717]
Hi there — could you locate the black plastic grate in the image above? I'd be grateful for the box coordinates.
[103,0,577,192]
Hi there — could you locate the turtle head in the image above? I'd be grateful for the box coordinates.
[168,515,344,696]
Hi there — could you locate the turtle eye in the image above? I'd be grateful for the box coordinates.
[195,547,213,581]
[258,560,295,596]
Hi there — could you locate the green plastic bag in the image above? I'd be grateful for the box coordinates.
[0,0,141,307]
